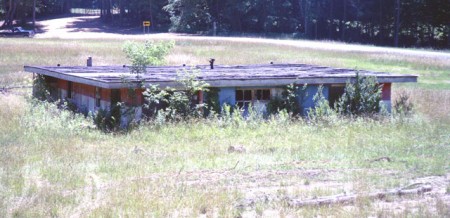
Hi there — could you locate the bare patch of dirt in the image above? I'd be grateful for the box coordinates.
[33,167,448,216]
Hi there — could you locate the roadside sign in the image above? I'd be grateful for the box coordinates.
[143,21,151,27]
[143,21,151,34]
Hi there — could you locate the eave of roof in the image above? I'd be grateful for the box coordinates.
[24,64,418,89]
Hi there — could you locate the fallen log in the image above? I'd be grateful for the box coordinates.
[288,183,432,207]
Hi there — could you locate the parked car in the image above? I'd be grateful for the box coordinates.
[0,27,35,37]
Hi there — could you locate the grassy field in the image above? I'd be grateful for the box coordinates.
[0,37,449,217]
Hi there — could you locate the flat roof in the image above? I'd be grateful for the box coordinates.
[24,64,417,89]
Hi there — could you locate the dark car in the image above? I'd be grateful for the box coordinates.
[0,27,35,37]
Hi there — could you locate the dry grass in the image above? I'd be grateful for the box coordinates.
[0,37,449,216]
[1,38,449,89]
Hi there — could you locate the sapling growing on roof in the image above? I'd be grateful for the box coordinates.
[122,40,174,75]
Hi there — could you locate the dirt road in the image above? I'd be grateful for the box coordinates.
[35,16,450,61]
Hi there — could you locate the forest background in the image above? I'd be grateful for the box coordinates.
[1,0,449,49]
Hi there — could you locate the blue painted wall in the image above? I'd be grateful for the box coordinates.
[218,87,236,107]
[297,85,329,115]
[215,85,331,116]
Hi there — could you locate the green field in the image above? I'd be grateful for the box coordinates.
[0,37,449,217]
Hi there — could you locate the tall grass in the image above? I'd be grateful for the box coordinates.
[0,93,448,216]
[0,37,449,216]
[1,38,449,89]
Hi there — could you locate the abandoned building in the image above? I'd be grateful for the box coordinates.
[25,61,417,122]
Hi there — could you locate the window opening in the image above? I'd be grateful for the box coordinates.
[329,85,345,108]
[236,89,271,109]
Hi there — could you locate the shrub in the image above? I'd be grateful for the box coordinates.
[143,68,209,121]
[393,92,414,117]
[335,73,383,116]
[32,75,55,101]
[308,85,336,123]
[267,84,305,116]
[92,104,121,132]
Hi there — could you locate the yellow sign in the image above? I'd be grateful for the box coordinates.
[143,21,151,27]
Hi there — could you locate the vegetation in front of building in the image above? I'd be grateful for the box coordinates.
[28,40,411,132]
[0,37,449,216]
[335,73,383,116]
[143,68,209,122]
[267,84,305,116]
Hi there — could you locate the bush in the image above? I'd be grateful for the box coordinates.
[32,75,55,101]
[267,84,304,116]
[394,92,414,117]
[143,68,209,121]
[93,104,121,133]
[308,85,336,123]
[335,73,383,116]
[203,87,220,116]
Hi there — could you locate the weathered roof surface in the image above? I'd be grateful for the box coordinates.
[24,64,417,89]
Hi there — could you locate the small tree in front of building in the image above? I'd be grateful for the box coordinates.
[143,68,209,121]
[267,84,306,116]
[308,85,337,123]
[335,72,383,116]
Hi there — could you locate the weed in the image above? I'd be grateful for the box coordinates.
[1,37,449,216]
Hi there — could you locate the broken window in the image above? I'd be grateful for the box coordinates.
[329,85,345,108]
[236,89,271,108]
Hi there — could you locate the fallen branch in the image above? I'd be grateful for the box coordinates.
[288,183,432,207]
[368,156,392,163]
[0,86,33,93]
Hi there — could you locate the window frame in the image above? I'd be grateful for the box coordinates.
[235,89,271,108]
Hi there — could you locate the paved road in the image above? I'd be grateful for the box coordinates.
[35,16,450,61]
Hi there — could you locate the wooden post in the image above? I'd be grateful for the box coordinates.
[87,57,92,67]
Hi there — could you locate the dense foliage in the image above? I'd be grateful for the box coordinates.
[143,68,209,121]
[2,0,448,48]
[335,73,383,116]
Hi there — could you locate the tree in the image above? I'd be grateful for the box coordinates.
[394,0,401,47]
[164,0,211,33]
[122,40,174,75]
[32,0,35,28]
[336,73,383,116]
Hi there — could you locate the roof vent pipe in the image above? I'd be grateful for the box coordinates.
[87,57,92,67]
[209,58,215,69]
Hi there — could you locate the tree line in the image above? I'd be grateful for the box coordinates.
[1,0,449,48]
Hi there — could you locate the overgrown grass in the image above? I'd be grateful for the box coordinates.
[1,37,449,216]
[1,38,449,89]
[0,91,449,216]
